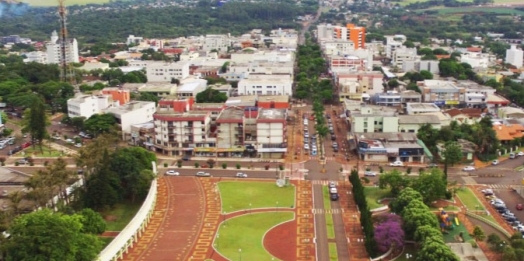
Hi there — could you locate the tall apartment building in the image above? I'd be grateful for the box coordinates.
[385,35,406,59]
[203,34,230,52]
[104,101,156,134]
[216,107,246,157]
[317,23,366,49]
[46,31,79,64]
[506,45,523,68]
[153,109,213,156]
[146,61,190,82]
[256,109,287,159]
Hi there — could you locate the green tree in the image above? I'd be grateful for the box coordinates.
[76,133,120,176]
[389,187,423,214]
[417,240,460,261]
[414,225,444,243]
[442,141,463,180]
[401,199,438,239]
[22,96,49,153]
[412,168,448,204]
[379,169,409,196]
[195,88,228,103]
[472,226,486,241]
[138,92,160,105]
[420,70,433,80]
[78,208,107,235]
[4,209,102,261]
[387,79,399,89]
[84,114,117,137]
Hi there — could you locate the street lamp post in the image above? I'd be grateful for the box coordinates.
[238,248,242,261]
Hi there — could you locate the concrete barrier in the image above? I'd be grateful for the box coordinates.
[370,206,389,213]
[371,245,394,261]
[97,179,158,261]
[465,211,511,238]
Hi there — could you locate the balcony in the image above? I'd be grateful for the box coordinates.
[168,133,177,136]
[167,125,175,129]
[184,126,193,129]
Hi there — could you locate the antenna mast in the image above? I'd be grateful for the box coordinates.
[57,0,74,83]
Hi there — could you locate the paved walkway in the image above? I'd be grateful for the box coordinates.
[338,181,369,261]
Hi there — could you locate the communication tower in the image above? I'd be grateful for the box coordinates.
[57,0,74,83]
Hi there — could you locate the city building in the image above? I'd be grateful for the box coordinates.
[417,80,465,106]
[336,72,384,100]
[216,107,246,157]
[225,95,257,108]
[104,101,156,134]
[134,83,178,97]
[238,75,293,96]
[398,114,441,133]
[101,88,131,105]
[505,45,523,68]
[355,132,425,163]
[444,108,483,125]
[67,94,117,119]
[192,103,225,122]
[317,23,366,48]
[126,35,144,45]
[258,95,289,109]
[176,79,207,98]
[158,96,194,113]
[350,104,399,133]
[392,47,418,68]
[129,121,155,149]
[153,109,213,156]
[385,35,406,59]
[321,40,356,56]
[46,30,79,64]
[402,60,440,74]
[460,52,492,69]
[23,51,48,64]
[210,83,233,97]
[493,123,524,144]
[455,80,496,108]
[405,103,441,115]
[256,109,287,159]
[203,34,230,52]
[146,61,190,82]
[0,35,21,44]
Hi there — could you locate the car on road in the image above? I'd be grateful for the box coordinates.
[492,160,499,165]
[510,153,516,159]
[328,182,336,188]
[329,187,338,194]
[513,224,524,231]
[165,170,179,176]
[481,189,494,195]
[331,135,336,141]
[304,144,310,150]
[364,171,377,177]
[195,172,211,177]
[235,173,248,178]
[389,161,404,167]
[332,142,338,148]
[462,166,475,171]
[304,133,309,138]
[330,193,339,201]
[517,203,523,211]
[519,152,524,157]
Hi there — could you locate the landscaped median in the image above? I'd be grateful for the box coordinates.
[322,186,335,239]
[218,181,295,213]
[455,187,495,222]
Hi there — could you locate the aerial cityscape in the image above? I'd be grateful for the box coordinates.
[0,0,523,260]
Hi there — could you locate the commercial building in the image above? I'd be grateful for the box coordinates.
[398,114,441,133]
[350,104,399,133]
[405,103,441,115]
[455,80,495,108]
[203,34,230,52]
[146,61,190,82]
[317,23,366,48]
[505,45,523,68]
[67,94,117,119]
[176,79,207,98]
[46,30,79,64]
[238,75,293,96]
[392,47,418,68]
[104,101,156,134]
[23,51,48,64]
[385,35,406,59]
[356,132,425,163]
[216,107,247,157]
[256,109,288,158]
[153,109,213,156]
[258,95,289,109]
[417,80,465,106]
[402,60,440,74]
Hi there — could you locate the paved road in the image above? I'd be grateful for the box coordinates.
[312,184,329,260]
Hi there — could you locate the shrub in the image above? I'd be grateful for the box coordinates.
[279,165,284,170]
[0,162,4,166]
[236,163,241,169]
[44,161,49,166]
[406,167,412,174]
[29,162,34,166]
[195,162,200,168]
[468,239,478,248]
[361,177,370,184]
[164,163,168,168]
[177,160,182,168]
[207,159,215,168]
[379,166,384,173]
[265,165,269,170]
[366,167,371,171]
[0,157,5,163]
[15,162,19,166]
[222,163,227,169]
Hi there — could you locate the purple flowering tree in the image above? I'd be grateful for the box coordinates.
[374,214,405,253]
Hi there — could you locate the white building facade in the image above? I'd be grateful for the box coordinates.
[104,101,156,134]
[238,75,293,96]
[67,94,115,119]
[46,30,79,64]
[506,45,523,68]
[146,62,190,82]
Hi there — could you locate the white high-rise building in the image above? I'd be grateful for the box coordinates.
[506,45,523,68]
[46,30,79,64]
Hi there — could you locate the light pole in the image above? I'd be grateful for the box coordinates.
[238,248,242,261]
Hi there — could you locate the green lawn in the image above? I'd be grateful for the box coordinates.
[456,188,484,212]
[364,187,391,210]
[322,186,335,239]
[101,202,143,231]
[215,212,293,261]
[219,182,295,213]
[442,222,473,243]
[437,7,524,15]
[22,145,66,157]
[329,243,338,261]
[395,244,418,261]
[99,237,114,248]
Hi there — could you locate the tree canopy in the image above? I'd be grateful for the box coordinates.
[196,88,228,103]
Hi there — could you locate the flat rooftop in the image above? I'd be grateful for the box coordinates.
[138,83,177,92]
[217,108,245,121]
[258,95,289,103]
[398,114,440,124]
[258,109,286,120]
[406,103,440,110]
[225,95,257,106]
[355,132,418,142]
[105,101,154,115]
[240,78,292,83]
[177,81,201,92]
[422,80,461,90]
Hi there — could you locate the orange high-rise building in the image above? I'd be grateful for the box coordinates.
[346,23,366,49]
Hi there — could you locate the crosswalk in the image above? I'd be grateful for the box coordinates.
[312,180,338,186]
[309,156,335,161]
[485,184,515,189]
[312,208,344,214]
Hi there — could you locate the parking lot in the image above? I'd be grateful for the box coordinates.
[479,187,524,234]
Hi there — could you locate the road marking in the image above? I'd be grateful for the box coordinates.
[311,180,338,185]
[486,184,514,189]
[312,208,342,214]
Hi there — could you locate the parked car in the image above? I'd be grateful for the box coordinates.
[481,189,494,195]
[74,143,82,148]
[497,208,509,214]
[462,166,476,171]
[330,193,339,201]
[328,182,336,188]
[65,139,74,144]
[331,135,336,141]
[513,224,524,231]
[510,153,516,159]
[389,161,404,167]
[364,171,377,177]
[502,213,515,218]
[492,160,499,165]
[517,203,523,211]
[182,155,191,161]
[165,170,180,176]
[17,159,29,165]
[519,151,524,157]
[235,173,248,178]
[304,144,310,150]
[332,142,338,148]
[505,216,518,222]
[195,172,211,177]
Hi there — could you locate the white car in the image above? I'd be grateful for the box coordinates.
[492,160,499,165]
[235,173,248,178]
[74,143,82,148]
[364,171,377,177]
[513,224,524,232]
[304,144,310,150]
[165,170,179,176]
[389,161,404,167]
[463,166,476,171]
[519,151,524,157]
[65,139,74,144]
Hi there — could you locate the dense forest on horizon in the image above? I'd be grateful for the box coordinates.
[0,0,317,44]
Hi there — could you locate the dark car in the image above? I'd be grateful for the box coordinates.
[505,216,518,222]
[497,208,509,213]
[182,155,191,161]
[330,193,339,201]
[331,135,336,141]
[494,205,507,210]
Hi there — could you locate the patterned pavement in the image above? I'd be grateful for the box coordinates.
[338,182,369,261]
[296,180,316,261]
